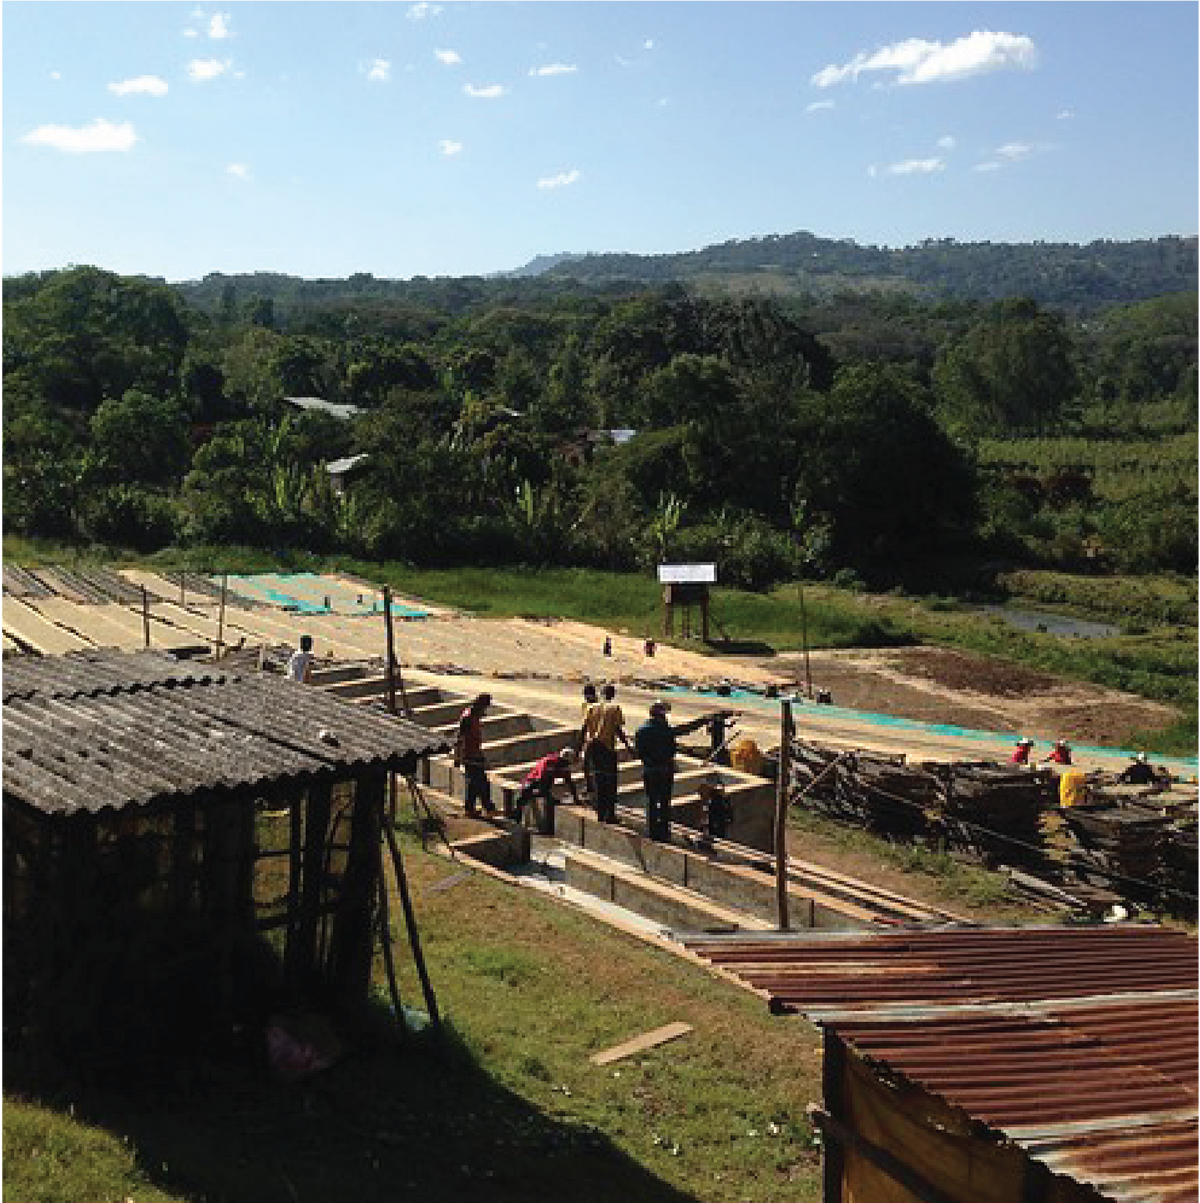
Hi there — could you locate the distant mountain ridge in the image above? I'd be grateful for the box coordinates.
[500,252,585,278]
[163,230,1197,317]
[532,230,1198,309]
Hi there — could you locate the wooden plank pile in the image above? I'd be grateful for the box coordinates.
[1063,803,1172,908]
[920,762,1056,869]
[789,736,1197,918]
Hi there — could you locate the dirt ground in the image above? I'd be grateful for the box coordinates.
[759,646,1179,749]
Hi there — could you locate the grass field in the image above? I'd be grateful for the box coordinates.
[4,795,1058,1203]
[4,812,834,1203]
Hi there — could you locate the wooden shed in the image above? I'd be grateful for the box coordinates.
[2,650,449,1062]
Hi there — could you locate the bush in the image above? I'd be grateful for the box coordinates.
[77,485,177,552]
[669,513,802,591]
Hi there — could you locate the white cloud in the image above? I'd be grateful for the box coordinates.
[227,162,250,178]
[407,2,442,19]
[875,157,945,176]
[937,135,957,151]
[184,28,198,39]
[974,161,1002,173]
[537,169,581,190]
[995,140,1052,161]
[644,39,655,51]
[439,139,463,156]
[615,55,631,68]
[109,75,169,97]
[365,58,392,83]
[21,117,137,153]
[529,63,577,77]
[813,31,1037,88]
[208,13,232,39]
[1056,109,1075,121]
[188,58,230,81]
[434,49,462,66]
[805,100,835,113]
[465,83,506,99]
[50,70,62,81]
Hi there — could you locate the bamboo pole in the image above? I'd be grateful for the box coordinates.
[216,572,228,659]
[775,700,794,930]
[384,783,441,1028]
[376,782,406,1037]
[141,586,151,648]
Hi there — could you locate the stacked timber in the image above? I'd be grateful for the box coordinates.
[850,756,940,841]
[790,741,934,839]
[789,741,850,810]
[1062,803,1169,907]
[1160,820,1198,920]
[921,763,1055,869]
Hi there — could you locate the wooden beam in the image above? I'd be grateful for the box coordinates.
[775,699,793,930]
[589,1021,693,1066]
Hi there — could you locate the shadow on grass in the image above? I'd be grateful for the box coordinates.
[6,1009,702,1203]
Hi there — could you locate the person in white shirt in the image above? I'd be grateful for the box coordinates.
[287,635,315,683]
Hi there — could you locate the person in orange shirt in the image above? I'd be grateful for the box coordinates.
[582,684,633,823]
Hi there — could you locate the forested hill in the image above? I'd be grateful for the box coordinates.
[537,231,1197,311]
[166,232,1197,319]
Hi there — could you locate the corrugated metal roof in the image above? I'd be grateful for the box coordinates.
[3,656,450,815]
[684,926,1197,1015]
[683,926,1198,1203]
[3,649,226,702]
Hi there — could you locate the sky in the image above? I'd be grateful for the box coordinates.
[3,1,1197,282]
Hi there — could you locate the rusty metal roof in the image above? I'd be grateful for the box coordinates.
[684,926,1198,1015]
[683,926,1198,1203]
[3,657,450,816]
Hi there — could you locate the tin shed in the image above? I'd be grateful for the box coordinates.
[3,650,449,1060]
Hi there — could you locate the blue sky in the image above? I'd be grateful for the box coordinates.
[4,2,1197,282]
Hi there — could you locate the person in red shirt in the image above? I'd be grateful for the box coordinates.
[1042,739,1073,766]
[515,748,580,818]
[454,693,496,817]
[1010,737,1034,765]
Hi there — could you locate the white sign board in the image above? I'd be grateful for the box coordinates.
[657,563,717,585]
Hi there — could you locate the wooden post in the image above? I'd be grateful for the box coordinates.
[383,785,441,1029]
[216,572,228,659]
[382,586,412,717]
[799,584,813,699]
[383,587,397,715]
[140,586,151,648]
[180,572,185,608]
[775,700,794,930]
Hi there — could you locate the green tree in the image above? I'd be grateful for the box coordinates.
[792,364,978,578]
[933,299,1079,436]
[87,389,192,486]
[3,266,190,413]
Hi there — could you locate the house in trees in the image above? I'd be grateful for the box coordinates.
[326,452,370,497]
[3,650,448,1062]
[281,395,362,421]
